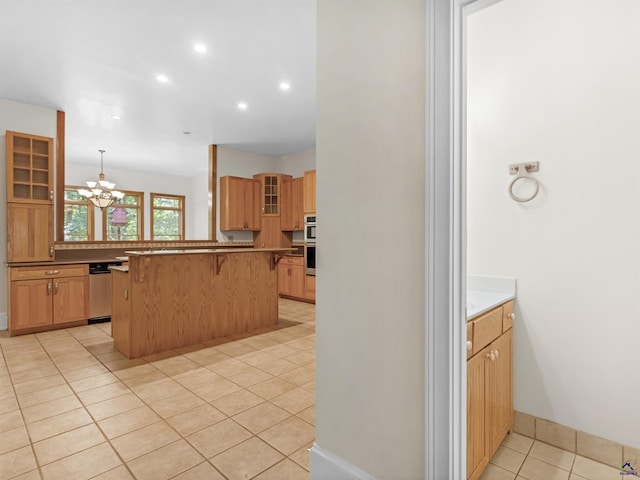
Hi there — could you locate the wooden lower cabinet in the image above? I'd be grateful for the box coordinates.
[277,256,315,303]
[9,265,89,335]
[467,305,513,480]
[278,260,304,298]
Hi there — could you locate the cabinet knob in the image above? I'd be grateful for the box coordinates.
[466,341,472,352]
[49,246,54,257]
[494,349,499,359]
[54,282,59,294]
[49,190,54,201]
[47,282,52,295]
[509,313,515,320]
[487,351,496,361]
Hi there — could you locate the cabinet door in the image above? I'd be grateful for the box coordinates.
[281,178,294,230]
[289,265,305,298]
[6,131,54,204]
[467,345,489,480]
[7,203,54,262]
[303,170,316,214]
[487,329,513,457]
[220,176,246,230]
[10,279,53,330]
[254,216,286,248]
[259,174,280,215]
[292,177,304,230]
[277,263,290,295]
[53,276,89,324]
[246,179,262,231]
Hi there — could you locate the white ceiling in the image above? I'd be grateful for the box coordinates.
[0,0,316,177]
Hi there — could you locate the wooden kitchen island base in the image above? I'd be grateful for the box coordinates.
[111,249,286,359]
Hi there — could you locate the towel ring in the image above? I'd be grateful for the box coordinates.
[509,163,539,202]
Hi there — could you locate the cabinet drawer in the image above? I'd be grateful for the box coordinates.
[11,264,89,281]
[280,256,304,266]
[472,306,503,355]
[502,300,514,332]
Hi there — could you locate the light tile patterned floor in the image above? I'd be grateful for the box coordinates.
[0,298,315,480]
[482,432,625,480]
[0,298,625,480]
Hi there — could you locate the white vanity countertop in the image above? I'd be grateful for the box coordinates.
[467,275,516,320]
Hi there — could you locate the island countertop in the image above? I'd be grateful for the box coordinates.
[124,247,294,256]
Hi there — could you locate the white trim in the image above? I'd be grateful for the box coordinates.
[309,444,378,480]
[427,0,502,478]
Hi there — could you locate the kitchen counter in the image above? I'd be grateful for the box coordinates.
[467,275,516,320]
[125,247,293,256]
[111,248,285,358]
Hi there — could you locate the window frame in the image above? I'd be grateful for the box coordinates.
[101,190,145,241]
[63,185,95,241]
[150,192,186,241]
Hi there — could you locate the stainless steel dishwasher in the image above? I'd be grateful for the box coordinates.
[89,262,122,323]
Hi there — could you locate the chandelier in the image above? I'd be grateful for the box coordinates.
[78,149,125,209]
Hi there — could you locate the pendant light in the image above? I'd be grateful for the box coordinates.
[78,149,125,208]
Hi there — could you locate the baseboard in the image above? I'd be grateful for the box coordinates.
[309,444,378,480]
[0,313,7,331]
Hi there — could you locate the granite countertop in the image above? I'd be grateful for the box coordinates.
[467,275,516,320]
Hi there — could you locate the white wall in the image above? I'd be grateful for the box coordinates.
[467,0,640,448]
[277,148,316,177]
[0,98,58,330]
[314,1,426,478]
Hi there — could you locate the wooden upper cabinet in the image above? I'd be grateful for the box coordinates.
[6,131,54,204]
[219,176,261,231]
[7,203,54,262]
[303,169,316,214]
[254,173,293,216]
[281,177,304,231]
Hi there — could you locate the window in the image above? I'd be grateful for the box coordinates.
[102,191,144,241]
[151,193,185,240]
[63,187,94,241]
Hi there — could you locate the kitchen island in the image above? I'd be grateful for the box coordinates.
[110,248,291,358]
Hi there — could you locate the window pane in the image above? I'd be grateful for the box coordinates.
[153,209,180,240]
[153,196,179,208]
[106,206,139,240]
[120,195,139,206]
[64,204,89,241]
[65,190,85,202]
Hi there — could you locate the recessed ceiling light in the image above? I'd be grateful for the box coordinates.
[111,114,121,120]
[237,102,248,110]
[156,74,169,83]
[194,44,206,53]
[183,131,192,135]
[279,82,291,90]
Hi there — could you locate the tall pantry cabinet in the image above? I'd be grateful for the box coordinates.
[6,131,55,262]
[5,130,90,336]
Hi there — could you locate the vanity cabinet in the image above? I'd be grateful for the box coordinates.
[9,264,89,335]
[303,169,316,214]
[5,131,55,263]
[467,303,513,480]
[219,176,261,231]
[281,176,304,231]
